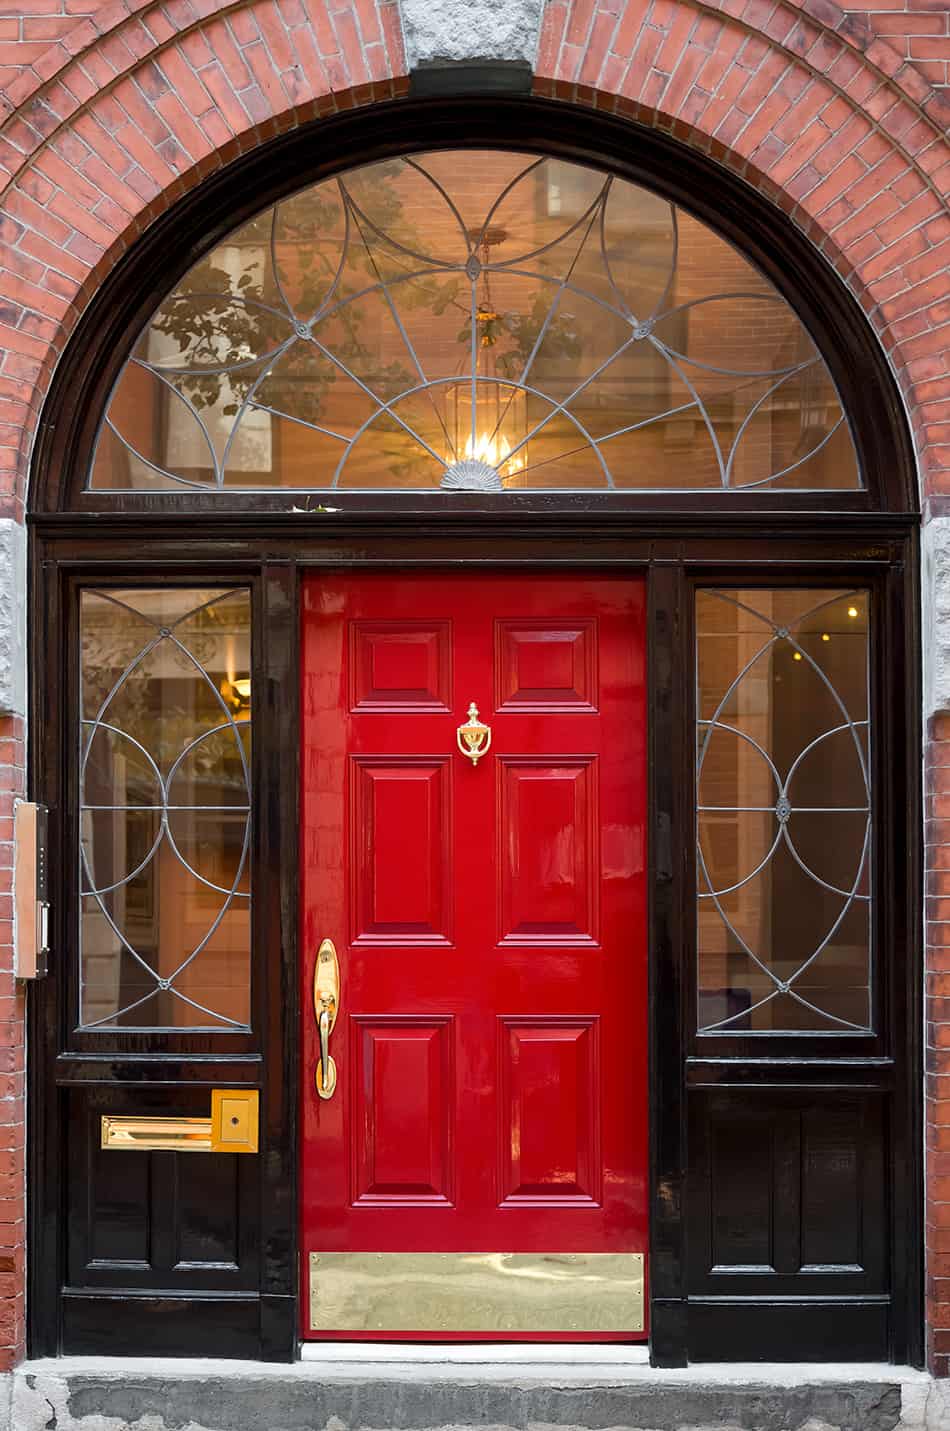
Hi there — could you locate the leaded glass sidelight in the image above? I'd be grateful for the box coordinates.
[696,589,871,1033]
[80,588,251,1030]
[89,151,859,493]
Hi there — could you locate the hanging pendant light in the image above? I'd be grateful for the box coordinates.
[442,229,528,491]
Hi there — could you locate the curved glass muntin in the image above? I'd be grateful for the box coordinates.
[696,587,872,1037]
[79,587,252,1032]
[89,149,860,496]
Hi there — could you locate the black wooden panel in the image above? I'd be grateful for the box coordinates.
[174,1155,239,1269]
[89,1145,150,1268]
[709,1112,774,1271]
[802,1105,863,1270]
[689,1089,887,1302]
[687,1299,889,1363]
[62,1294,262,1359]
[66,1087,259,1296]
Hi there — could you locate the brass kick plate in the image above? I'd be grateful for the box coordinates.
[101,1090,259,1154]
[308,1251,644,1333]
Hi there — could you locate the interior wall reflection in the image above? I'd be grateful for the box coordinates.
[79,588,252,1030]
[696,589,871,1033]
[90,151,859,493]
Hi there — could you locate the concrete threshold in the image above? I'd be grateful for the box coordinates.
[5,1353,946,1430]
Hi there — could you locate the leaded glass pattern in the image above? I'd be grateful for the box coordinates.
[696,589,871,1033]
[80,588,251,1030]
[89,151,859,493]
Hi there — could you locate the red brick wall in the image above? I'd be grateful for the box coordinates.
[0,0,946,1375]
[0,717,25,1371]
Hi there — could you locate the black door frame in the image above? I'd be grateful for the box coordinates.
[26,522,921,1365]
[24,95,922,1367]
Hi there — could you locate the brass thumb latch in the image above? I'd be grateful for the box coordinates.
[314,937,340,1100]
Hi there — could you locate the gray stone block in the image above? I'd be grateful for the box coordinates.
[401,0,544,73]
[925,515,950,722]
[0,519,26,719]
[4,1362,919,1431]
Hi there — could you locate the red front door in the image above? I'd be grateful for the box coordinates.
[301,573,648,1339]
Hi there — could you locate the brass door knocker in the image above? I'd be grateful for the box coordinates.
[456,702,492,766]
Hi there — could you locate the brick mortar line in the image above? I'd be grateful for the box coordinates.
[0,0,401,130]
[1,0,933,275]
[627,0,949,199]
[0,0,403,193]
[586,0,948,122]
[0,0,941,169]
[0,20,403,224]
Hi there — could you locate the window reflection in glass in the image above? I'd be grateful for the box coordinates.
[696,589,870,1033]
[90,151,859,494]
[80,588,251,1030]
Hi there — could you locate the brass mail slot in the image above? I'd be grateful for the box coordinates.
[101,1090,259,1154]
[309,1251,644,1333]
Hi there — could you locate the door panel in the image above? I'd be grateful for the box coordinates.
[497,757,598,944]
[498,1016,601,1206]
[301,573,647,1339]
[350,757,453,944]
[350,1015,455,1206]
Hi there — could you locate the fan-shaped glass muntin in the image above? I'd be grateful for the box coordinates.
[90,151,860,495]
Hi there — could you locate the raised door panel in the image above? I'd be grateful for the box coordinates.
[497,757,598,947]
[350,757,452,947]
[498,1017,601,1207]
[350,1016,454,1207]
[174,1157,240,1270]
[495,620,597,712]
[709,1111,775,1272]
[350,620,452,712]
[801,1106,866,1271]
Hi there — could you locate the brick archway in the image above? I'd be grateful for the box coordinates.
[0,0,945,515]
[0,0,947,1376]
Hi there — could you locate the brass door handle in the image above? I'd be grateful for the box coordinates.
[314,938,340,1100]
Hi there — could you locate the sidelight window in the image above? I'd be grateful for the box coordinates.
[79,587,252,1030]
[696,588,871,1033]
[89,150,859,495]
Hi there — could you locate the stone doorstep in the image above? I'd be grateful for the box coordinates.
[2,1356,947,1431]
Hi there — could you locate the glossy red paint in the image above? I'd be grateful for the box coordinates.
[300,573,648,1339]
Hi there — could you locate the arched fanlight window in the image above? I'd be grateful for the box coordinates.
[90,150,860,493]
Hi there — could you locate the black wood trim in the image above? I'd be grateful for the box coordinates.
[61,1292,263,1359]
[648,562,689,1367]
[686,1059,896,1090]
[258,561,299,1339]
[885,545,924,1367]
[27,547,65,1356]
[686,1298,890,1363]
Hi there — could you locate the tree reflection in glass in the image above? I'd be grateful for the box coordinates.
[80,588,251,1030]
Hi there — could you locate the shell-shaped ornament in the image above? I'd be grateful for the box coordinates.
[440,460,504,491]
